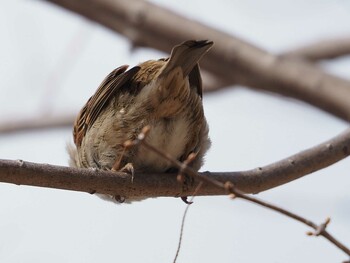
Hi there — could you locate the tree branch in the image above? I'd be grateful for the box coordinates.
[42,0,350,121]
[227,186,350,257]
[10,1,349,259]
[134,126,350,258]
[282,37,350,61]
[0,114,74,134]
[0,128,349,197]
[1,126,349,259]
[3,2,350,135]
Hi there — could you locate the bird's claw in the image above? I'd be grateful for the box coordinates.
[181,196,193,205]
[119,163,135,183]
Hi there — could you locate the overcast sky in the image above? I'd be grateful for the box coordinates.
[0,1,350,262]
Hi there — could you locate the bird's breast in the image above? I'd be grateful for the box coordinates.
[133,116,190,172]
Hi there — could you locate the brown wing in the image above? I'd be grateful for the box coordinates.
[73,65,141,146]
[188,64,203,98]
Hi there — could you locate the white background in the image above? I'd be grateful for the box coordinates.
[0,1,349,262]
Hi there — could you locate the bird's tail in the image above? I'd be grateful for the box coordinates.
[159,40,213,78]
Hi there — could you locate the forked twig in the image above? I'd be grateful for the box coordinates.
[132,126,350,260]
[224,182,350,256]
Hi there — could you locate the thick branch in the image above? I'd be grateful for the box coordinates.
[2,1,346,136]
[43,0,350,121]
[208,37,350,91]
[0,128,349,197]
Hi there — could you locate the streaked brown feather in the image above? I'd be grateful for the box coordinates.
[73,65,140,146]
[73,40,212,147]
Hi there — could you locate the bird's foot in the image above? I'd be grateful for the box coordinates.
[114,195,126,203]
[119,163,135,183]
[110,162,135,203]
[179,174,195,204]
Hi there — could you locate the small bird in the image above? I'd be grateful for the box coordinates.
[68,40,213,202]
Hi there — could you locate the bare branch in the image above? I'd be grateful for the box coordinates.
[201,70,232,91]
[6,1,349,260]
[205,37,350,91]
[43,0,350,121]
[133,126,350,257]
[0,128,349,197]
[3,3,350,135]
[283,37,350,61]
[133,127,350,257]
[2,127,349,257]
[0,114,74,134]
[227,184,350,257]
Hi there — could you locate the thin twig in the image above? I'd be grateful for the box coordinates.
[134,127,350,259]
[173,182,203,263]
[226,183,350,256]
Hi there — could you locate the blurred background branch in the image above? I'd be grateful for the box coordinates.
[43,0,350,122]
[0,114,74,134]
[3,1,350,134]
[282,37,350,61]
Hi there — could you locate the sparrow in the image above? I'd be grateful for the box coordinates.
[68,40,213,202]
